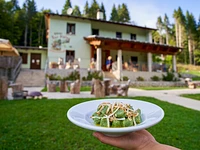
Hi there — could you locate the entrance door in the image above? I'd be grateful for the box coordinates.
[30,53,41,69]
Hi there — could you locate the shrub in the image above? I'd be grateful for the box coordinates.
[136,76,144,81]
[86,71,103,81]
[162,72,175,81]
[46,74,59,80]
[82,76,87,81]
[122,76,129,81]
[151,75,160,81]
[67,70,80,81]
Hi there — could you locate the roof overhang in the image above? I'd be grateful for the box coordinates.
[84,36,182,55]
[0,39,19,56]
[14,46,47,51]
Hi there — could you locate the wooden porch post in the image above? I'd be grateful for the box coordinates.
[96,47,102,71]
[172,55,177,72]
[147,52,152,72]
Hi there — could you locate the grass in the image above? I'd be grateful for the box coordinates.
[0,97,200,150]
[134,86,188,90]
[180,93,200,101]
[41,86,91,92]
[192,76,200,81]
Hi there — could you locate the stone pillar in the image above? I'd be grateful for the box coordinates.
[96,47,102,71]
[172,55,177,72]
[147,52,152,72]
[117,50,123,79]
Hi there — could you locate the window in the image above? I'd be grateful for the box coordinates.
[130,34,136,40]
[92,29,99,35]
[131,56,138,64]
[19,53,28,64]
[66,50,75,62]
[67,23,76,34]
[116,32,122,38]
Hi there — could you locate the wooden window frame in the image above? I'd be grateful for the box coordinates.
[67,23,76,35]
[130,33,137,40]
[20,53,28,64]
[116,32,122,38]
[66,50,75,62]
[92,29,99,35]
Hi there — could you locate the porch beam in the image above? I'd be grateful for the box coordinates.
[88,40,101,46]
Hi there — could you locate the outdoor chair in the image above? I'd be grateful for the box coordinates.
[117,79,131,96]
[109,80,131,96]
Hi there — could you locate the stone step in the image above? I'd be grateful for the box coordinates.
[16,69,45,87]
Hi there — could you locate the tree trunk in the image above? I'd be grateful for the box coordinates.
[24,24,28,46]
[29,25,32,46]
[179,24,182,47]
[166,32,169,45]
[188,35,192,64]
[175,20,179,47]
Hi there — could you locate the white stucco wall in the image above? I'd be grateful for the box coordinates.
[18,49,47,69]
[92,22,148,42]
[48,17,91,68]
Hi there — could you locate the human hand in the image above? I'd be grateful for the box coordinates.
[93,130,179,150]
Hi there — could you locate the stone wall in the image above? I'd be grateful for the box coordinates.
[130,81,186,87]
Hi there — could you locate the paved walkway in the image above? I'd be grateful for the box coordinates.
[7,87,200,111]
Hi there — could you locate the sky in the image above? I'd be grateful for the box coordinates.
[11,0,200,28]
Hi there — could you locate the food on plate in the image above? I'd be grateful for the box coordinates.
[91,102,142,128]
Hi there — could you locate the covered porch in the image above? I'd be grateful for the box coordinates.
[84,35,182,80]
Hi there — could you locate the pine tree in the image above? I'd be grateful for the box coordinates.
[22,0,37,46]
[11,0,20,11]
[83,1,89,17]
[156,16,163,44]
[100,2,106,20]
[62,0,72,14]
[110,4,118,21]
[163,14,170,45]
[89,0,100,19]
[117,3,130,23]
[186,11,197,64]
[73,5,81,16]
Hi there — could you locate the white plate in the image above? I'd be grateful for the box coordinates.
[67,99,164,136]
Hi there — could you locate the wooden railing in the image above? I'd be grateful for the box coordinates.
[0,56,22,84]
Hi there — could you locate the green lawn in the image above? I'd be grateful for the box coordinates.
[0,97,200,150]
[180,93,200,101]
[134,86,188,90]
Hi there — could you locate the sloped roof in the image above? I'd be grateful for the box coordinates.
[0,38,19,56]
[45,13,156,31]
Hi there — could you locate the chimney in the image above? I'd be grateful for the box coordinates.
[96,9,103,20]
